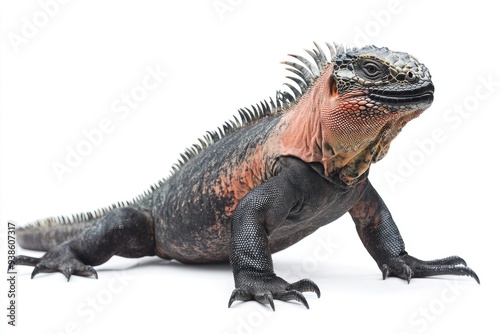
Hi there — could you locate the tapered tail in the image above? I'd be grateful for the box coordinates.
[15,179,160,252]
[16,217,99,251]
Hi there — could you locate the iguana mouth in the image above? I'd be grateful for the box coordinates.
[368,81,434,105]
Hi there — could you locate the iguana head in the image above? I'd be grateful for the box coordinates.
[324,46,433,183]
[280,43,434,185]
[325,45,434,162]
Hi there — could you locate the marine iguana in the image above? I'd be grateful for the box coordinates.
[13,42,479,310]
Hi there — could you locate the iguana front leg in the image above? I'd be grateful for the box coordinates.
[228,175,320,310]
[349,181,479,283]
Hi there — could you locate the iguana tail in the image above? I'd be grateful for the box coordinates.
[17,212,106,251]
[14,193,158,280]
[16,188,158,252]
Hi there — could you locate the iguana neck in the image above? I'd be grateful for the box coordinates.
[278,63,384,186]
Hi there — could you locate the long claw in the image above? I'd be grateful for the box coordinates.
[228,289,239,308]
[381,254,479,284]
[16,245,100,281]
[88,266,98,279]
[279,290,309,309]
[288,278,321,298]
[62,266,73,282]
[31,265,40,279]
[295,292,309,309]
[266,293,275,312]
[442,266,480,284]
[310,282,321,298]
[255,292,275,311]
[382,264,389,280]
[228,288,251,308]
[229,275,320,310]
[228,290,237,308]
[403,264,412,284]
[469,268,480,284]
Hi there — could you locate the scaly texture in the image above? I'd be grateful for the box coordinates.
[14,43,478,310]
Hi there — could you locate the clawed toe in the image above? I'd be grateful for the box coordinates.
[14,255,40,267]
[275,290,309,309]
[228,288,251,308]
[287,278,321,298]
[255,292,275,311]
[84,266,98,279]
[381,254,479,284]
[228,274,320,310]
[16,246,98,281]
[31,265,41,279]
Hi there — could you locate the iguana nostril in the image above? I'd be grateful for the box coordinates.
[406,71,417,82]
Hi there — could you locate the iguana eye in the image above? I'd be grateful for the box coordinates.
[360,60,382,79]
[365,64,378,74]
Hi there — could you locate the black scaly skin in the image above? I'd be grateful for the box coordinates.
[16,206,156,281]
[227,159,479,309]
[13,43,479,310]
[349,183,478,284]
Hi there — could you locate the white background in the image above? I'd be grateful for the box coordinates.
[1,0,499,333]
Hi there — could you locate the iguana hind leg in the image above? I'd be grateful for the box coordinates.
[15,207,156,281]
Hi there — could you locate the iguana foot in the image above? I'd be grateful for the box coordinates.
[381,253,479,284]
[14,244,98,281]
[228,273,320,310]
